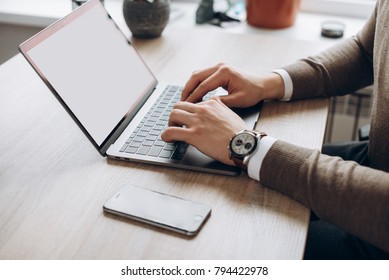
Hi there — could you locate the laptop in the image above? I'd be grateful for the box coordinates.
[19,0,261,176]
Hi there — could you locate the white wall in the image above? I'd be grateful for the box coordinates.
[0,23,42,64]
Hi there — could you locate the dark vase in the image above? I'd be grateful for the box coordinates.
[123,0,170,39]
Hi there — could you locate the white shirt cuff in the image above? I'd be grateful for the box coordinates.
[272,69,293,101]
[247,136,277,182]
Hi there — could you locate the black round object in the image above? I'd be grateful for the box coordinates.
[321,21,345,38]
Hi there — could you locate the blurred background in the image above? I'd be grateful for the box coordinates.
[0,0,376,144]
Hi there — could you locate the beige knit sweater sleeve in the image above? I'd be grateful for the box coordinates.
[261,141,389,253]
[260,1,389,252]
[282,5,375,99]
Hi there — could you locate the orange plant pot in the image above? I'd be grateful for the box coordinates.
[246,0,301,29]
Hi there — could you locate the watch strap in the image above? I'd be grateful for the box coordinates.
[232,157,246,170]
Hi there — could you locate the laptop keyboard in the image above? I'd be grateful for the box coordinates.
[119,85,189,160]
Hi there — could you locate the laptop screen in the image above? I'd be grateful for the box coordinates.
[21,1,156,147]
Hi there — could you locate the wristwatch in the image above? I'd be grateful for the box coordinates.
[228,130,267,170]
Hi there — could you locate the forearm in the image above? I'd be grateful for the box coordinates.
[283,40,372,99]
[282,8,375,100]
[259,141,389,253]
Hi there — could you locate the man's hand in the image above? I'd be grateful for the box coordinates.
[181,63,285,107]
[161,96,249,165]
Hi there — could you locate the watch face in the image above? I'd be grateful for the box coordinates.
[231,132,257,156]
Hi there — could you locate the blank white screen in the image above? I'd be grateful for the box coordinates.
[27,4,155,146]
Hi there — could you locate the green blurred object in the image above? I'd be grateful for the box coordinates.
[71,0,104,10]
[196,0,241,27]
[196,0,214,24]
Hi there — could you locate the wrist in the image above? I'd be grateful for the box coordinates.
[228,130,267,170]
[260,72,285,100]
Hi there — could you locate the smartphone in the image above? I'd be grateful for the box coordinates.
[103,184,211,236]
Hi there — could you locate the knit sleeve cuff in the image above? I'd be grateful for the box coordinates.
[247,136,277,181]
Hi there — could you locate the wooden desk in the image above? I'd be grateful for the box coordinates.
[0,27,329,259]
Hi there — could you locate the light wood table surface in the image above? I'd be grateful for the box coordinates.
[0,27,330,259]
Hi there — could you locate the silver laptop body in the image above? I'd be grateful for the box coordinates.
[19,0,261,176]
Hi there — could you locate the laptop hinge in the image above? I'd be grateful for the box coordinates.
[99,81,158,156]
